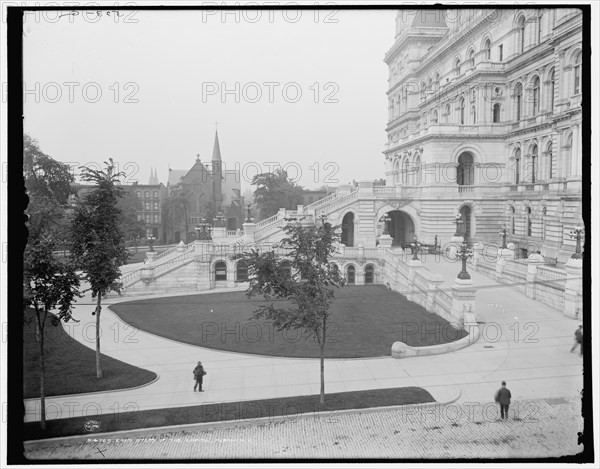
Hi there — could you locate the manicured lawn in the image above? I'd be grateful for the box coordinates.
[23,309,158,398]
[23,386,434,440]
[112,285,466,358]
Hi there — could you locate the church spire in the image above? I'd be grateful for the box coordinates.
[212,129,222,162]
[149,167,159,185]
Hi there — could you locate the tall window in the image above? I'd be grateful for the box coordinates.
[471,105,476,124]
[537,13,542,43]
[565,133,573,178]
[469,49,475,68]
[455,58,461,76]
[549,69,555,112]
[432,109,438,123]
[532,77,540,116]
[214,261,227,281]
[493,103,501,123]
[547,141,553,180]
[402,159,409,184]
[518,16,526,53]
[530,144,538,183]
[574,52,581,95]
[514,83,523,121]
[511,206,516,234]
[542,207,547,240]
[484,39,491,60]
[144,191,149,198]
[444,104,450,123]
[145,201,150,210]
[153,191,158,198]
[136,191,141,198]
[153,214,159,223]
[526,207,532,237]
[460,98,465,124]
[514,148,521,184]
[498,44,503,61]
[236,261,248,282]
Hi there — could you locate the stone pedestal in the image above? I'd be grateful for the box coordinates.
[495,257,506,280]
[378,234,393,249]
[451,277,476,326]
[145,251,157,264]
[243,222,257,243]
[525,253,544,299]
[212,226,226,239]
[563,258,583,319]
[176,241,186,252]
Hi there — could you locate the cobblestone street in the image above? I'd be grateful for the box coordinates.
[25,397,584,460]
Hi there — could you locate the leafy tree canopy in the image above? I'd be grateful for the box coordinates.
[251,169,304,221]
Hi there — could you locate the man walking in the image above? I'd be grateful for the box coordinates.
[494,381,511,420]
[570,325,583,356]
[193,361,206,392]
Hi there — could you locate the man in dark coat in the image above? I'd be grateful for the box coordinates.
[570,325,583,356]
[494,381,511,420]
[193,361,205,392]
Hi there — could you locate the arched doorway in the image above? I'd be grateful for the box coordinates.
[341,212,355,247]
[214,261,227,282]
[346,265,355,285]
[236,260,248,282]
[387,211,415,247]
[456,152,475,186]
[365,265,374,284]
[459,205,472,240]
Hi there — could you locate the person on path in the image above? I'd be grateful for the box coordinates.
[193,361,206,392]
[570,325,583,356]
[494,381,511,420]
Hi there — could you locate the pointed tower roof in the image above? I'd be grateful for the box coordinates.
[212,130,222,162]
[149,167,159,185]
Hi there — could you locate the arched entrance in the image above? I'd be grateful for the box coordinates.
[459,205,472,240]
[456,152,475,186]
[387,211,415,247]
[341,212,355,247]
[365,265,374,284]
[346,265,355,285]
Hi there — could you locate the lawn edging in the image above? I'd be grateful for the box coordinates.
[23,386,459,449]
[391,312,480,358]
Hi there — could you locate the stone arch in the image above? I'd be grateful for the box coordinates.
[364,263,376,284]
[235,258,249,282]
[212,259,228,282]
[345,263,357,285]
[373,203,420,247]
[455,200,481,239]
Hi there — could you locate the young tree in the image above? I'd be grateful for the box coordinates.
[24,235,81,430]
[251,168,304,221]
[240,217,344,404]
[70,160,129,378]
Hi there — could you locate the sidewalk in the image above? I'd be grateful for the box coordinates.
[24,256,583,437]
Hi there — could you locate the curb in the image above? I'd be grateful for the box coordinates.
[23,385,461,451]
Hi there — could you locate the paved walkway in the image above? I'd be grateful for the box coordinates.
[23,256,585,458]
[26,397,584,459]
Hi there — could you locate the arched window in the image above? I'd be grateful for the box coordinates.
[435,71,440,84]
[455,58,461,76]
[514,148,521,184]
[574,52,581,95]
[484,39,491,60]
[443,104,450,123]
[236,260,248,282]
[393,159,400,185]
[517,15,526,53]
[459,98,465,124]
[432,109,438,124]
[542,207,547,240]
[468,49,475,68]
[510,206,516,234]
[530,144,538,183]
[365,265,374,284]
[565,133,573,178]
[346,265,355,285]
[526,207,532,237]
[471,105,476,124]
[493,103,501,123]
[414,155,421,185]
[547,141,554,180]
[421,81,426,100]
[428,77,433,90]
[549,69,555,112]
[514,83,523,121]
[532,77,540,116]
[537,12,543,43]
[214,261,227,281]
[402,158,409,184]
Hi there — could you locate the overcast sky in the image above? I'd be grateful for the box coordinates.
[23,8,396,190]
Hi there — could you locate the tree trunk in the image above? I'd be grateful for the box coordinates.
[95,294,103,378]
[36,311,46,431]
[320,316,326,405]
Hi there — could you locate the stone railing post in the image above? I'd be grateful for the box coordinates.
[525,252,544,300]
[563,257,583,319]
[243,222,257,243]
[451,276,477,327]
[427,274,444,312]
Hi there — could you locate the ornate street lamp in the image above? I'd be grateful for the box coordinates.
[381,213,391,236]
[411,235,422,261]
[319,213,328,226]
[245,203,254,223]
[569,225,584,260]
[195,217,212,241]
[215,210,226,228]
[456,241,474,280]
[453,212,464,237]
[147,235,156,252]
[499,224,508,249]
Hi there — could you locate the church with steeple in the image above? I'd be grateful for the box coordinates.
[165,129,243,243]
